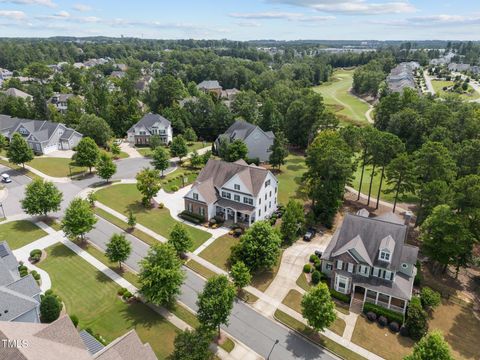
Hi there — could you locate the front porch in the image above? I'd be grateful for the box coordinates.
[215,205,255,227]
[352,285,407,314]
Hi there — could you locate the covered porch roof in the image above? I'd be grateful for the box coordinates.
[215,198,255,214]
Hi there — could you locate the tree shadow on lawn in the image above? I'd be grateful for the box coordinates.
[284,329,329,360]
[119,300,169,331]
[50,244,77,259]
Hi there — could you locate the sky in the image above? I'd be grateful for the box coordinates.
[0,0,478,41]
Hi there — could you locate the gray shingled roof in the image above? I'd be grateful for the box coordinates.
[219,120,275,145]
[127,113,171,134]
[197,80,221,90]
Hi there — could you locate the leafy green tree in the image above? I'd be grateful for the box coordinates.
[232,91,259,123]
[110,142,121,158]
[76,114,113,147]
[87,191,97,207]
[75,137,100,173]
[280,200,305,245]
[145,74,186,111]
[385,153,416,213]
[64,96,84,126]
[136,168,161,207]
[419,287,441,312]
[405,297,428,341]
[170,328,214,360]
[168,223,193,257]
[189,150,203,169]
[105,233,132,269]
[231,221,281,272]
[170,135,188,161]
[21,179,63,216]
[151,146,170,176]
[96,152,117,182]
[230,261,252,291]
[301,283,337,332]
[7,132,34,168]
[139,243,185,306]
[127,210,136,229]
[184,127,198,143]
[62,198,97,242]
[40,294,62,323]
[416,180,453,225]
[149,135,163,150]
[305,130,353,227]
[25,62,53,84]
[269,131,288,170]
[197,275,236,337]
[404,330,453,360]
[224,139,248,162]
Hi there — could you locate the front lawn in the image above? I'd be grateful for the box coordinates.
[199,234,240,271]
[431,80,480,101]
[95,184,211,250]
[161,167,199,193]
[38,244,179,359]
[0,220,47,250]
[28,157,86,178]
[271,154,308,205]
[137,142,208,158]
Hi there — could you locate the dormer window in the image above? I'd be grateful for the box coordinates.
[234,184,240,190]
[193,193,198,200]
[379,250,391,262]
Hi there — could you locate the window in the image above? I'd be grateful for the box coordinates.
[234,184,240,190]
[347,263,354,273]
[187,203,193,212]
[259,198,262,205]
[222,191,231,199]
[265,194,267,200]
[326,263,333,271]
[336,260,343,270]
[264,205,267,212]
[199,208,205,216]
[193,193,198,200]
[372,267,379,277]
[275,187,277,193]
[234,194,240,202]
[269,201,271,208]
[269,191,272,197]
[380,251,391,262]
[385,270,392,281]
[258,209,261,216]
[265,180,271,187]
[358,265,369,275]
[244,197,253,205]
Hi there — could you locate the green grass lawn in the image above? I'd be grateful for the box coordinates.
[0,220,47,250]
[273,154,308,205]
[28,157,87,177]
[199,234,240,271]
[95,184,211,250]
[161,167,199,193]
[137,142,207,158]
[431,79,480,101]
[313,69,370,125]
[38,244,179,359]
[0,159,42,180]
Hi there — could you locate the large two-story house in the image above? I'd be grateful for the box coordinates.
[126,113,173,146]
[0,115,83,155]
[214,120,275,162]
[321,210,418,314]
[47,93,76,114]
[184,159,278,225]
[0,241,42,323]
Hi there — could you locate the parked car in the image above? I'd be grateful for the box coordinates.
[1,173,11,183]
[315,250,323,258]
[303,228,316,241]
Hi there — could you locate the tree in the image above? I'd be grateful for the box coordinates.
[105,233,132,269]
[25,62,52,84]
[305,130,353,228]
[7,132,34,168]
[62,198,97,242]
[404,330,453,360]
[419,287,441,312]
[75,137,100,173]
[269,131,288,170]
[170,135,188,161]
[168,223,193,257]
[139,243,185,306]
[230,261,251,291]
[197,275,236,337]
[301,283,336,332]
[145,74,186,112]
[149,135,163,150]
[21,179,63,217]
[151,146,170,176]
[184,127,198,143]
[385,153,416,213]
[170,328,214,360]
[40,294,62,323]
[127,210,136,229]
[224,139,248,162]
[280,200,305,245]
[110,142,121,158]
[189,150,203,169]
[405,297,428,340]
[231,221,281,272]
[96,152,117,182]
[64,96,84,126]
[76,114,113,147]
[136,168,161,207]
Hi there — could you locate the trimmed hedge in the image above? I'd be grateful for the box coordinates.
[303,264,312,273]
[363,302,404,325]
[178,210,204,224]
[330,289,351,304]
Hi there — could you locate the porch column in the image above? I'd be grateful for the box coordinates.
[375,291,379,305]
[350,285,356,307]
[234,210,237,223]
[248,214,252,226]
[363,287,367,303]
[387,295,392,309]
[403,300,408,313]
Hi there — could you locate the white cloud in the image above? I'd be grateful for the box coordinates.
[371,14,480,27]
[0,10,26,20]
[267,0,416,15]
[0,0,56,7]
[72,3,91,12]
[235,20,262,28]
[229,11,334,21]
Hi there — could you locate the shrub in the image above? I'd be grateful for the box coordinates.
[40,294,62,323]
[420,287,441,311]
[209,218,216,226]
[29,249,42,262]
[31,270,41,281]
[122,291,133,300]
[313,258,322,271]
[311,270,322,284]
[366,312,377,322]
[233,228,243,237]
[330,289,351,304]
[303,264,312,273]
[414,261,422,286]
[178,211,203,224]
[70,314,79,327]
[158,202,164,209]
[377,316,388,327]
[363,302,404,324]
[170,185,179,192]
[309,254,319,263]
[117,287,127,296]
[399,326,410,337]
[389,321,400,333]
[405,297,428,340]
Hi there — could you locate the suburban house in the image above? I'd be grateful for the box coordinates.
[2,87,33,100]
[214,120,275,162]
[197,80,223,97]
[111,71,127,79]
[0,68,13,86]
[387,62,420,93]
[0,115,83,154]
[0,315,158,360]
[0,241,41,323]
[184,159,278,225]
[47,93,76,113]
[321,210,418,314]
[126,113,173,146]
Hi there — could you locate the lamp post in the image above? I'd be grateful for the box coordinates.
[267,339,279,360]
[0,203,5,220]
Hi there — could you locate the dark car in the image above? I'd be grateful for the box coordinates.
[315,250,323,258]
[303,228,316,241]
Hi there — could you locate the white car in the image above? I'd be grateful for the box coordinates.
[1,173,11,183]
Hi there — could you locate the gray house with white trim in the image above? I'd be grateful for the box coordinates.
[126,113,173,146]
[0,115,82,155]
